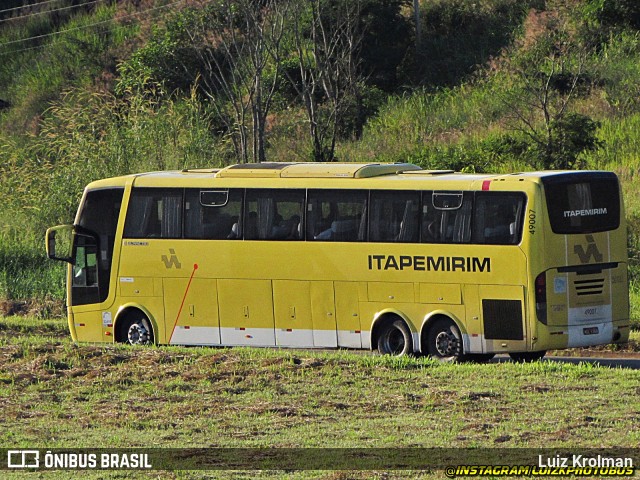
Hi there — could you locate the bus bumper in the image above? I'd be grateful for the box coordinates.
[67,311,78,342]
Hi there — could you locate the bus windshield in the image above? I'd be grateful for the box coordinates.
[74,188,123,305]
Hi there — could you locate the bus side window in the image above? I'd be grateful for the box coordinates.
[244,189,305,241]
[472,193,525,245]
[124,188,183,239]
[184,189,243,240]
[369,191,420,243]
[422,191,472,243]
[307,190,367,242]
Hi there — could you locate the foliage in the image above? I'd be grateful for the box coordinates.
[410,0,544,87]
[579,0,640,48]
[0,237,64,303]
[341,80,511,164]
[352,0,413,92]
[491,10,604,169]
[287,0,366,162]
[543,113,601,169]
[4,88,224,230]
[591,31,640,115]
[116,10,202,97]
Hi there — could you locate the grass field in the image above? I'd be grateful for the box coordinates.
[1,317,639,479]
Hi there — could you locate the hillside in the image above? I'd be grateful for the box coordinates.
[0,0,639,320]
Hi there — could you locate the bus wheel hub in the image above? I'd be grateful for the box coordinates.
[128,323,150,345]
[435,331,458,356]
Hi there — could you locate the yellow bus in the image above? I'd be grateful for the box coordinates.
[46,162,630,361]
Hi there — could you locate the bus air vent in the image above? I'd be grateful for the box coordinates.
[573,278,605,296]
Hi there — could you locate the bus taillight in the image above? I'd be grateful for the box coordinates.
[535,272,547,324]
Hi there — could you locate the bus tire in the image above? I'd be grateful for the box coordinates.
[377,319,412,356]
[117,311,154,346]
[426,318,465,362]
[509,351,546,363]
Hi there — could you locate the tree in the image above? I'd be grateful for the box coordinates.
[500,17,600,169]
[289,0,364,162]
[358,0,412,91]
[184,0,288,163]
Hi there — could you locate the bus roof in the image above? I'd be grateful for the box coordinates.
[83,163,616,190]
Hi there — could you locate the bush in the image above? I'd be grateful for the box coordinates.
[408,0,543,87]
[117,8,204,97]
[544,113,602,170]
[580,0,640,48]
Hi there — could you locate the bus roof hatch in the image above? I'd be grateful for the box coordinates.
[215,162,422,179]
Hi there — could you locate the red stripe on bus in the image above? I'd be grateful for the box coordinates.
[169,263,199,343]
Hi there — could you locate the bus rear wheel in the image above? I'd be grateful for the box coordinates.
[377,319,412,356]
[426,319,465,362]
[117,312,154,346]
[509,351,546,362]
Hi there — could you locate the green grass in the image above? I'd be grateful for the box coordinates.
[0,236,64,309]
[1,317,639,478]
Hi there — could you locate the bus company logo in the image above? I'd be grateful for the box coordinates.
[161,249,182,269]
[574,235,603,264]
[368,254,491,273]
[8,450,39,468]
[563,207,607,218]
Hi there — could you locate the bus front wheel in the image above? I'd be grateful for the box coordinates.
[117,312,154,346]
[377,319,412,356]
[426,319,465,362]
[509,351,546,362]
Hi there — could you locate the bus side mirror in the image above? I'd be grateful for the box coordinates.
[46,225,75,263]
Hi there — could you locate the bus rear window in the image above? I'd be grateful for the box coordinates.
[543,174,620,234]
